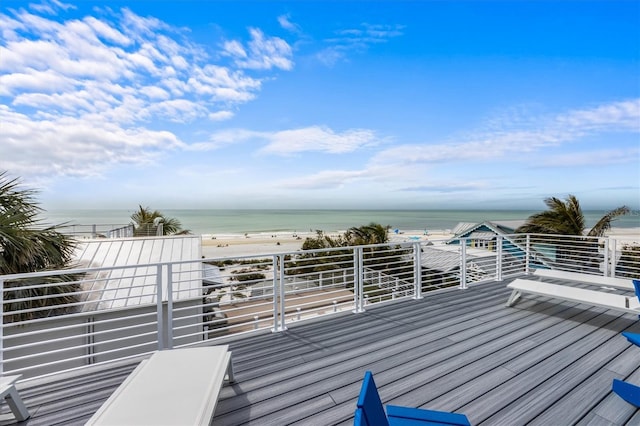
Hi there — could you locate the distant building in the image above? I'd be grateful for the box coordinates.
[446,220,525,251]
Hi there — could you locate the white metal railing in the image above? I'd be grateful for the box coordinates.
[60,224,134,238]
[1,234,638,381]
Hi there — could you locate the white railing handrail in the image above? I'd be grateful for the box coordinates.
[1,234,638,382]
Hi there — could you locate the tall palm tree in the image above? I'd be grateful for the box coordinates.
[0,171,79,322]
[515,195,629,237]
[130,205,189,236]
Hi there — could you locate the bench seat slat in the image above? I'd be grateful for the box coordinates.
[533,269,633,291]
[506,279,640,315]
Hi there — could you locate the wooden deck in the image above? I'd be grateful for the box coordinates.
[5,277,640,425]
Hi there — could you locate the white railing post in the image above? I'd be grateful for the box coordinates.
[460,241,467,289]
[611,238,617,278]
[279,255,287,331]
[496,236,503,281]
[271,255,281,332]
[165,263,174,349]
[155,264,165,350]
[525,234,531,275]
[414,242,423,299]
[86,317,95,365]
[353,248,365,313]
[603,238,609,277]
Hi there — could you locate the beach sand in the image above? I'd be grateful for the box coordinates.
[201,230,447,258]
[200,227,640,258]
[201,231,340,257]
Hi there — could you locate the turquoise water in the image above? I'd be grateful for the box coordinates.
[44,209,640,235]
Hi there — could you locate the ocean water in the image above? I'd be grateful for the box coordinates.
[43,209,640,235]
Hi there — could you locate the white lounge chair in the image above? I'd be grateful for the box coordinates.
[86,346,233,426]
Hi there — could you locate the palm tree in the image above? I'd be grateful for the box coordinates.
[345,223,390,245]
[0,171,79,322]
[130,205,190,236]
[515,195,629,237]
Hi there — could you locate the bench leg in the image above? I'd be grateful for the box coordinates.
[4,387,30,421]
[506,290,521,307]
[226,358,235,383]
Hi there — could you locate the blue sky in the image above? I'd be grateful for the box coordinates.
[1,0,639,211]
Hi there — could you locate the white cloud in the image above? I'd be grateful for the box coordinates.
[539,148,640,167]
[222,40,246,58]
[140,85,170,100]
[556,99,640,131]
[30,0,76,15]
[400,181,489,193]
[260,126,378,155]
[208,110,234,121]
[278,14,301,34]
[281,170,367,189]
[83,16,130,45]
[0,6,272,122]
[318,23,404,66]
[0,69,74,96]
[0,106,183,178]
[144,99,207,123]
[371,99,640,167]
[0,6,294,180]
[223,28,293,70]
[315,48,344,67]
[272,99,640,193]
[199,126,379,154]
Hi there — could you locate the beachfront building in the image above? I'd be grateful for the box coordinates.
[446,221,523,251]
[1,231,640,424]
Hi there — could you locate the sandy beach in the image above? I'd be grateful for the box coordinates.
[200,227,640,258]
[201,231,344,257]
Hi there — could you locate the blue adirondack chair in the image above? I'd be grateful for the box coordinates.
[612,294,640,409]
[354,371,471,426]
[633,279,640,306]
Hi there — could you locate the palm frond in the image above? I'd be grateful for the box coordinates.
[587,205,630,237]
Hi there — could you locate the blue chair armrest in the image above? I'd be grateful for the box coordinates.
[613,379,640,407]
[632,280,640,302]
[387,405,471,426]
[621,332,640,348]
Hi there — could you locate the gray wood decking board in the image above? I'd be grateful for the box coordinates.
[581,359,640,425]
[481,333,633,425]
[4,277,640,425]
[461,312,633,424]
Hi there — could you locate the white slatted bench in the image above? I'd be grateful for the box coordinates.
[86,346,233,426]
[0,375,29,422]
[533,269,635,291]
[506,278,640,315]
